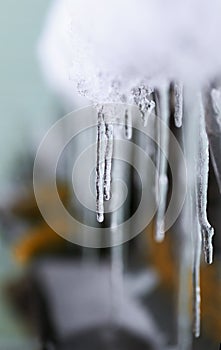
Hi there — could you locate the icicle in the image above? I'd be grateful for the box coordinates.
[192,186,202,338]
[197,95,214,264]
[177,89,199,350]
[155,84,170,242]
[124,108,132,139]
[211,88,221,115]
[141,100,155,127]
[104,121,113,201]
[96,110,106,222]
[181,90,201,337]
[174,82,183,128]
[131,85,155,126]
[193,255,201,337]
[205,88,221,193]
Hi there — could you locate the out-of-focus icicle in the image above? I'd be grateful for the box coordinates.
[124,108,132,139]
[192,229,201,337]
[142,100,155,127]
[104,120,113,201]
[192,186,202,338]
[190,107,202,337]
[206,88,221,193]
[177,88,199,350]
[131,85,155,126]
[96,110,106,222]
[211,88,221,114]
[197,95,214,264]
[155,84,170,242]
[174,82,183,128]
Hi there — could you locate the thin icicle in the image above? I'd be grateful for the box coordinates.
[104,121,113,201]
[177,89,199,350]
[174,82,183,128]
[142,100,155,127]
[197,95,214,264]
[211,88,221,115]
[131,85,155,126]
[96,110,106,223]
[206,88,221,193]
[124,108,132,139]
[192,185,202,338]
[155,84,170,242]
[193,264,201,337]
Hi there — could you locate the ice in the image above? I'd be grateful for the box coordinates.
[155,84,170,242]
[38,0,221,103]
[193,282,201,338]
[211,88,221,114]
[207,88,221,193]
[131,85,155,126]
[197,96,214,264]
[96,110,106,222]
[192,186,202,338]
[124,108,132,139]
[174,82,183,128]
[38,0,221,341]
[64,0,221,105]
[104,121,114,201]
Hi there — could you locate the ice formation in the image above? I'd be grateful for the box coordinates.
[197,96,214,264]
[38,0,221,342]
[103,121,114,201]
[124,109,132,140]
[192,177,202,338]
[155,84,170,242]
[173,82,183,128]
[131,85,155,127]
[67,0,221,103]
[96,110,106,223]
[209,88,221,193]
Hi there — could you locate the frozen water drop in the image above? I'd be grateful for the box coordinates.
[97,212,104,223]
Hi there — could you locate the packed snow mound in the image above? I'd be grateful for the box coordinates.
[39,0,221,103]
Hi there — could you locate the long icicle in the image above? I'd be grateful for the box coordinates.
[174,82,183,128]
[177,88,200,350]
[192,223,201,337]
[96,110,106,223]
[190,98,202,337]
[206,88,221,193]
[197,95,214,264]
[104,120,113,201]
[155,83,170,242]
[192,184,202,338]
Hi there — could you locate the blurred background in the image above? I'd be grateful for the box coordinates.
[0,1,221,350]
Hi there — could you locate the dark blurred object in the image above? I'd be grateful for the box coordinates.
[56,326,155,350]
[6,259,163,350]
[10,182,69,220]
